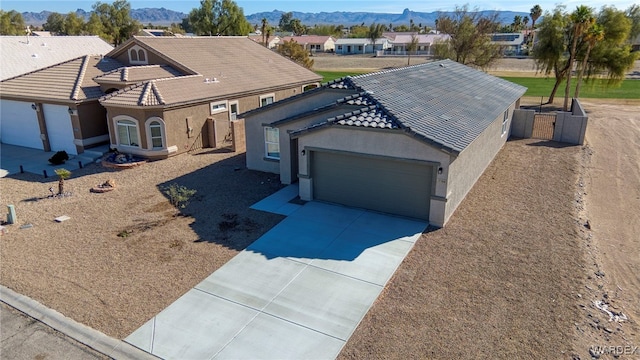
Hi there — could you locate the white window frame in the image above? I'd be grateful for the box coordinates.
[260,93,275,107]
[228,101,239,120]
[129,45,148,65]
[145,117,166,149]
[501,109,509,136]
[210,100,228,114]
[114,115,141,147]
[264,127,280,160]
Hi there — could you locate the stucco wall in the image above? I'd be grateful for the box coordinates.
[296,126,451,225]
[444,102,516,224]
[77,102,108,140]
[244,89,358,174]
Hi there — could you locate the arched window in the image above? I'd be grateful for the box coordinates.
[138,49,146,62]
[130,49,138,61]
[116,119,139,147]
[145,117,166,150]
[149,121,163,148]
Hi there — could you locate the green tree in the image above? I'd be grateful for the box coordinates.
[92,0,140,45]
[84,12,108,39]
[406,33,419,66]
[564,5,595,110]
[289,18,306,35]
[512,15,523,32]
[1,10,26,35]
[367,23,385,52]
[64,12,85,35]
[279,11,294,31]
[43,12,65,34]
[277,39,313,69]
[54,168,71,195]
[187,0,252,36]
[574,23,604,98]
[433,5,501,68]
[533,5,637,104]
[530,5,543,29]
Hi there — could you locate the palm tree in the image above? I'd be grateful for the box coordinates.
[530,5,542,29]
[406,33,419,65]
[368,23,384,54]
[261,17,268,47]
[574,23,604,98]
[54,168,71,195]
[564,5,594,110]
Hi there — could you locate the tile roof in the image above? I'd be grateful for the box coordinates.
[0,36,113,80]
[293,60,526,154]
[102,36,322,107]
[0,55,123,102]
[94,65,183,84]
[279,35,334,44]
[334,38,388,45]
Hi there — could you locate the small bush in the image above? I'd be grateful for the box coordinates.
[163,183,197,208]
[49,151,69,165]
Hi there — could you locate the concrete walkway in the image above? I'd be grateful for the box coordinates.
[126,185,427,359]
[0,143,108,178]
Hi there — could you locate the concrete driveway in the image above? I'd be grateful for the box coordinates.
[126,186,427,359]
[0,143,107,178]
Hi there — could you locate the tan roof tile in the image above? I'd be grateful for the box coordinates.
[102,36,321,107]
[94,65,183,84]
[0,55,123,103]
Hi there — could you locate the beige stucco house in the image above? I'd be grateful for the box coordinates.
[278,35,336,53]
[98,36,321,159]
[243,60,526,226]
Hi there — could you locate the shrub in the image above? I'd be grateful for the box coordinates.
[49,151,69,165]
[163,184,197,208]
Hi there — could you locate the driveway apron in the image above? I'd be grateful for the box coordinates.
[126,185,427,359]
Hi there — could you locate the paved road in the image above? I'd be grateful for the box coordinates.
[1,303,109,360]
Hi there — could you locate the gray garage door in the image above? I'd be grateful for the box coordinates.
[312,151,433,220]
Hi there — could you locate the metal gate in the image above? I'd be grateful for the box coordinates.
[532,113,556,140]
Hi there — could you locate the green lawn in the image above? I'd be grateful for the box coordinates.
[502,77,640,99]
[315,70,369,83]
[316,70,640,99]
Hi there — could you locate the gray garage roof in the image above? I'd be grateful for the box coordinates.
[325,59,526,154]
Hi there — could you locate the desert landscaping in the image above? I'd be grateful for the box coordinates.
[1,58,639,359]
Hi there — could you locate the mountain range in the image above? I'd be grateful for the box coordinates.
[19,7,529,27]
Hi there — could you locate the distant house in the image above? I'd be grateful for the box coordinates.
[98,36,321,159]
[334,38,391,55]
[0,35,113,80]
[278,35,336,52]
[248,34,281,49]
[490,33,526,56]
[243,60,526,226]
[383,32,450,56]
[0,55,122,155]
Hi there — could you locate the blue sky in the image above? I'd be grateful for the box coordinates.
[1,0,637,15]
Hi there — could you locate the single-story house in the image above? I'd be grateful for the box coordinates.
[248,35,281,49]
[383,33,450,55]
[490,33,526,56]
[0,55,123,154]
[278,35,336,52]
[243,60,526,226]
[99,36,321,159]
[0,35,114,80]
[334,38,391,55]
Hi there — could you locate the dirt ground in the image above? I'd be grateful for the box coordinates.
[0,150,285,339]
[1,58,638,358]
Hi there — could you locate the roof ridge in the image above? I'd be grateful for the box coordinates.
[150,81,165,105]
[70,55,90,101]
[122,67,129,81]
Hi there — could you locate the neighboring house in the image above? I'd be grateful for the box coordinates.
[278,35,336,52]
[0,55,123,155]
[243,60,526,226]
[0,35,114,80]
[631,33,640,52]
[99,36,321,159]
[248,34,281,49]
[490,33,526,56]
[334,38,391,55]
[136,29,188,37]
[383,32,450,55]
